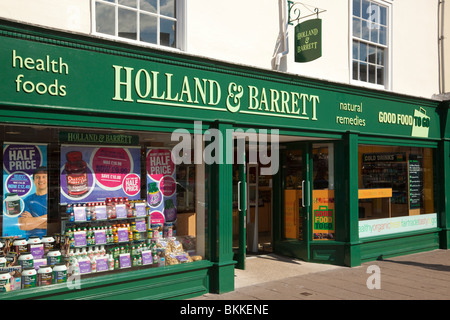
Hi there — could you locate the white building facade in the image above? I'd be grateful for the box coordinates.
[0,0,445,99]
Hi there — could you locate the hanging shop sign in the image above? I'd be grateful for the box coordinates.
[2,143,48,238]
[0,25,440,140]
[295,19,322,63]
[60,145,141,204]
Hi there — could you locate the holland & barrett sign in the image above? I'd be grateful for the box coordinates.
[295,19,322,63]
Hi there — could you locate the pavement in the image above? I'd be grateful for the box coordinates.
[190,249,450,300]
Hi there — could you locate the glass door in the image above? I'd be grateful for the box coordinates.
[277,141,335,261]
[281,143,311,260]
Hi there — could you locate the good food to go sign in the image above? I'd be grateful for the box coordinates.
[295,18,322,63]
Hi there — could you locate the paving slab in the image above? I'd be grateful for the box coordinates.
[190,249,450,301]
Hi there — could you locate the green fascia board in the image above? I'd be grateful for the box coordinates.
[0,18,442,140]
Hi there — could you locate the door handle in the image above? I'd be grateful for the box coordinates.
[302,180,305,207]
[238,181,241,211]
[302,180,310,208]
[307,180,310,207]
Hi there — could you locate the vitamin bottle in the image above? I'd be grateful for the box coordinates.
[65,151,89,197]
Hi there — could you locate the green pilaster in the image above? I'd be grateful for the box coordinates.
[438,99,450,248]
[438,139,450,248]
[209,121,236,294]
[343,131,361,267]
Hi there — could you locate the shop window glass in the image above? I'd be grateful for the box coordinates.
[94,0,179,48]
[358,144,435,223]
[0,124,207,291]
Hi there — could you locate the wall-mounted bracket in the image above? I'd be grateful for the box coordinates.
[288,1,326,25]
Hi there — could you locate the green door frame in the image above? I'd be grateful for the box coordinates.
[235,141,247,269]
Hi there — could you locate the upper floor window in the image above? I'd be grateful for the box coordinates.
[352,0,390,88]
[94,0,179,49]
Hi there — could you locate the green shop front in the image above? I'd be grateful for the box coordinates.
[0,19,448,299]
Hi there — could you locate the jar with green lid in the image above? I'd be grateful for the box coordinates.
[18,252,34,268]
[47,250,62,266]
[53,263,67,284]
[21,267,37,289]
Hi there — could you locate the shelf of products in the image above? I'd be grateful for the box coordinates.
[361,153,407,204]
[0,197,201,293]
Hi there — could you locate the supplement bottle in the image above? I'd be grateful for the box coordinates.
[148,182,162,207]
[37,265,53,286]
[18,252,34,268]
[53,263,68,284]
[5,193,21,217]
[47,250,62,266]
[164,199,177,222]
[65,151,89,197]
[13,238,28,254]
[41,236,55,254]
[0,271,12,292]
[21,267,37,289]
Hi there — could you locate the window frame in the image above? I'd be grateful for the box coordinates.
[91,0,186,51]
[350,0,392,90]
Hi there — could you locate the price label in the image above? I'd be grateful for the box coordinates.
[142,250,153,265]
[118,227,129,242]
[94,230,107,245]
[116,204,127,219]
[119,253,131,268]
[135,203,146,217]
[74,231,87,247]
[96,257,109,272]
[95,205,107,220]
[74,206,87,222]
[78,259,91,274]
[135,219,146,232]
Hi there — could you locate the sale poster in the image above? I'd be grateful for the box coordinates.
[60,145,141,203]
[146,148,177,224]
[3,143,48,238]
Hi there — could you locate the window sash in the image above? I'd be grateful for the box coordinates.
[351,0,389,87]
[94,0,177,47]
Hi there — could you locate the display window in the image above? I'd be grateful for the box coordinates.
[0,124,207,292]
[358,144,437,238]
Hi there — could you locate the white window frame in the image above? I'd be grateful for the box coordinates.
[349,0,393,90]
[91,0,186,51]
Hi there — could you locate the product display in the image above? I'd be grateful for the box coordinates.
[0,133,202,296]
[0,196,200,294]
[63,197,199,277]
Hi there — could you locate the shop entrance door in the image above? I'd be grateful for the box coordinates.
[280,142,312,260]
[277,141,335,261]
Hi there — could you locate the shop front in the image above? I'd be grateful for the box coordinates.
[0,19,448,299]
